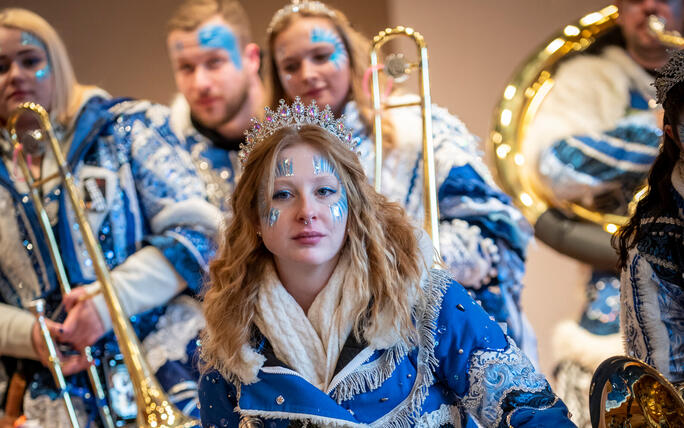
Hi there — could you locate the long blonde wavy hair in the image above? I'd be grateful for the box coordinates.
[263,3,396,148]
[201,125,422,377]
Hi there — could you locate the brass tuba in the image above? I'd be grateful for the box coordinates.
[589,356,684,427]
[8,102,199,428]
[487,5,628,270]
[369,26,440,254]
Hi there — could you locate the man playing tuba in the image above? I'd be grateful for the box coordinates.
[523,0,683,426]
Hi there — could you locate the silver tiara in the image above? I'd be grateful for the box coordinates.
[654,49,684,104]
[267,0,337,34]
[239,97,358,167]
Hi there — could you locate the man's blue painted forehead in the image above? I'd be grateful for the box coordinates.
[197,23,243,70]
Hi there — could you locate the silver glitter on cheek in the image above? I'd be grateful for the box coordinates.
[268,207,280,227]
[276,158,294,177]
[284,74,292,81]
[329,186,348,224]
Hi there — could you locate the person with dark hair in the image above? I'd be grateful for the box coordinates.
[198,97,576,427]
[618,48,684,386]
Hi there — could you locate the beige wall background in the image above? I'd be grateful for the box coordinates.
[5,0,615,378]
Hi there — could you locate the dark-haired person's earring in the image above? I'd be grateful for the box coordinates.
[256,231,262,238]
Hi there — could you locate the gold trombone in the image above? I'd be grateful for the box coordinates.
[8,102,199,428]
[369,26,440,253]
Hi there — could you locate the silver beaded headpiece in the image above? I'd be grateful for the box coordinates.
[654,49,684,104]
[239,97,358,167]
[267,0,337,34]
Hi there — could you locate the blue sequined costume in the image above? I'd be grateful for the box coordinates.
[199,271,574,427]
[169,93,538,365]
[0,90,219,427]
[343,96,537,364]
[622,162,684,386]
[523,45,661,426]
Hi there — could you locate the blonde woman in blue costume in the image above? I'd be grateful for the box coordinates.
[198,97,575,427]
[263,1,538,365]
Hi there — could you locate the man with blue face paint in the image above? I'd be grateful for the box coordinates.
[167,0,264,212]
[522,0,684,426]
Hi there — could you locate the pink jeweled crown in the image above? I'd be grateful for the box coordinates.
[239,97,358,167]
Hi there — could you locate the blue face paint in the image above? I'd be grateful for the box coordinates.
[310,27,348,70]
[329,186,348,224]
[312,155,336,176]
[313,156,347,223]
[20,32,51,81]
[268,207,280,227]
[276,158,294,177]
[197,24,243,70]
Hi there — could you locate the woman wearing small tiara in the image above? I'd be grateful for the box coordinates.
[197,98,575,427]
[617,49,684,386]
[262,0,539,366]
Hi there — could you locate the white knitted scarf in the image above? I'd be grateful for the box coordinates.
[254,252,360,390]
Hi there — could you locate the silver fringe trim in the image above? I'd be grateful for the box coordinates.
[330,343,409,403]
[367,268,452,428]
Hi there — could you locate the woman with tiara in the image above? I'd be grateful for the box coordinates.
[617,49,684,386]
[262,1,539,365]
[0,8,218,426]
[198,96,575,427]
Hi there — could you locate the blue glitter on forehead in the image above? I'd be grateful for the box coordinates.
[276,158,294,177]
[310,27,348,70]
[20,32,51,82]
[198,24,243,70]
[312,155,338,177]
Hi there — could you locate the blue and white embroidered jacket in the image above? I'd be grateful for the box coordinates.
[524,46,660,215]
[169,96,241,214]
[0,90,219,426]
[199,271,574,428]
[621,167,684,385]
[343,98,536,364]
[169,94,538,364]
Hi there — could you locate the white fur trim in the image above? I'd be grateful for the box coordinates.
[142,295,205,372]
[551,320,623,370]
[414,404,462,428]
[169,94,194,140]
[149,197,222,235]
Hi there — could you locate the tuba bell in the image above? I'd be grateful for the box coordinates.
[487,5,624,270]
[7,102,199,428]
